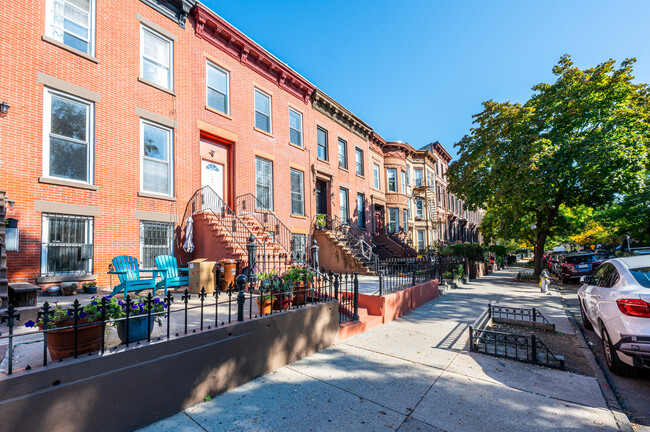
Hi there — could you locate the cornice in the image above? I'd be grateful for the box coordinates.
[311,89,372,139]
[141,0,195,28]
[193,5,315,104]
[432,142,452,163]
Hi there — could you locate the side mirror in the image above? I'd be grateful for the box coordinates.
[579,276,588,285]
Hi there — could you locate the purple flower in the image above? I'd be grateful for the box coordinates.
[24,320,36,328]
[80,312,86,318]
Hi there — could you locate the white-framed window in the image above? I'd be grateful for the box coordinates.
[340,188,349,225]
[43,89,94,183]
[256,157,273,210]
[416,200,424,218]
[141,25,173,90]
[141,120,173,196]
[406,166,410,185]
[41,213,93,276]
[357,193,366,229]
[46,0,95,55]
[414,168,423,187]
[417,230,425,251]
[140,221,173,269]
[388,207,399,233]
[373,164,380,189]
[317,127,328,160]
[387,168,397,192]
[338,138,348,169]
[254,88,272,133]
[401,170,406,193]
[291,233,307,264]
[289,108,303,146]
[403,209,408,231]
[290,169,304,216]
[355,148,364,176]
[206,61,229,114]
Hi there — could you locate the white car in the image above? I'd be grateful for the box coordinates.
[577,256,650,376]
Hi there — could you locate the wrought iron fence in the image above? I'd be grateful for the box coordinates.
[468,304,565,369]
[0,271,346,377]
[377,258,436,295]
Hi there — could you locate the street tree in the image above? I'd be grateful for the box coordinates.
[449,55,650,275]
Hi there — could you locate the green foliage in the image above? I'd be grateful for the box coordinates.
[449,55,650,275]
[282,265,315,283]
[440,243,484,261]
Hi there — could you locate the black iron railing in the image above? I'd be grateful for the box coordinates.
[314,214,379,272]
[468,304,565,369]
[377,258,436,295]
[0,270,349,377]
[181,186,264,264]
[235,193,293,256]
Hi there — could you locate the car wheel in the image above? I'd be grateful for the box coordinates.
[601,325,636,376]
[579,300,593,330]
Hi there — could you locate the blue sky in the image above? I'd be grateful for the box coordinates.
[203,0,650,159]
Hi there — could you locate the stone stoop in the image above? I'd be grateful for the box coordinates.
[338,307,383,341]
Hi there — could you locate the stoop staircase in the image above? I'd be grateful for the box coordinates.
[182,187,288,272]
[313,215,378,275]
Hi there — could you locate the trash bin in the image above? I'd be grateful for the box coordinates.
[189,259,217,294]
[219,259,237,292]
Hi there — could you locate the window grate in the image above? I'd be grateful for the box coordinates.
[42,213,93,276]
[140,221,173,269]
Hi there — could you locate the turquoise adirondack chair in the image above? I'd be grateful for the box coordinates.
[110,256,158,298]
[154,255,189,295]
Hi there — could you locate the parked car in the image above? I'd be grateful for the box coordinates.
[551,253,566,277]
[594,249,614,260]
[557,253,599,283]
[577,256,650,375]
[546,252,563,272]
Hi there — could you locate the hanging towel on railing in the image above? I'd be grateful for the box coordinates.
[183,216,194,253]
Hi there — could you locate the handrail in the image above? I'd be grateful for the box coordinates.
[234,193,293,256]
[313,214,379,271]
[181,186,263,262]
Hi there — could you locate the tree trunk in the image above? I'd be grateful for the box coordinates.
[533,228,549,277]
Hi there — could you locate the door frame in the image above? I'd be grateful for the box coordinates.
[199,133,233,207]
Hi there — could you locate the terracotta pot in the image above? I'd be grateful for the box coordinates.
[271,290,291,311]
[257,298,272,315]
[44,319,103,361]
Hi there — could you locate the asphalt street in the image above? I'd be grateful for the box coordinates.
[555,279,650,431]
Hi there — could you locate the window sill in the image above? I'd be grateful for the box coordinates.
[138,191,176,201]
[290,214,307,219]
[316,157,329,164]
[254,127,274,138]
[36,274,97,284]
[205,105,232,120]
[138,77,176,96]
[288,142,304,151]
[356,173,365,179]
[339,167,349,173]
[41,35,99,63]
[39,177,98,191]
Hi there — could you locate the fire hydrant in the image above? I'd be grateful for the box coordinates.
[540,270,551,294]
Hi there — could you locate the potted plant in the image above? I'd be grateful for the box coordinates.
[113,296,166,344]
[257,289,275,315]
[283,265,315,306]
[82,281,97,294]
[269,276,292,311]
[315,214,326,230]
[25,297,120,360]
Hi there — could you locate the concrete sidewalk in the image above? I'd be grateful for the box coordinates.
[139,268,628,432]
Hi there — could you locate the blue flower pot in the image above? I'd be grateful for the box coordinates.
[117,316,155,344]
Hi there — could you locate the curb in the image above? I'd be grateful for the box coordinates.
[552,284,634,432]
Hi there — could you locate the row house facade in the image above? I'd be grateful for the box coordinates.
[0,0,481,293]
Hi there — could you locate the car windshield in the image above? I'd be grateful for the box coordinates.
[629,267,650,288]
[566,255,595,264]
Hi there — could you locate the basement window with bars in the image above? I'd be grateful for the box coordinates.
[140,221,173,269]
[41,214,93,276]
